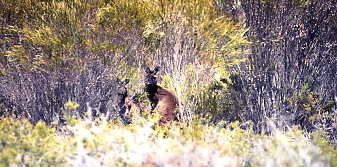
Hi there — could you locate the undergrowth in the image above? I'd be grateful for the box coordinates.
[0,114,335,167]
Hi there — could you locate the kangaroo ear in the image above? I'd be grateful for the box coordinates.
[220,78,228,84]
[154,66,160,74]
[116,78,121,84]
[145,66,151,73]
[123,79,130,85]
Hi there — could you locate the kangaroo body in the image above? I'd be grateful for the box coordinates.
[124,96,148,119]
[144,67,179,126]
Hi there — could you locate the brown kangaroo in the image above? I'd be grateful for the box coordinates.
[144,66,179,126]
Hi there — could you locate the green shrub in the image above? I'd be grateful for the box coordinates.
[0,115,335,167]
[0,117,67,167]
[312,131,337,167]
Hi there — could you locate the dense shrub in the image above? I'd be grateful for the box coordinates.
[0,117,67,166]
[0,0,146,124]
[220,0,337,139]
[0,58,129,125]
[0,0,250,125]
[1,116,336,167]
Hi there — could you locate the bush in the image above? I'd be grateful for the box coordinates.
[1,115,336,167]
[0,117,67,167]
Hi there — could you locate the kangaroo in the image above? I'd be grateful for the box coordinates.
[144,66,179,126]
[115,78,132,125]
[116,78,146,124]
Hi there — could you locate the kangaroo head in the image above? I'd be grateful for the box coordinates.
[116,78,130,98]
[144,66,160,89]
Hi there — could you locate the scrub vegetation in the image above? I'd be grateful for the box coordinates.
[0,0,336,166]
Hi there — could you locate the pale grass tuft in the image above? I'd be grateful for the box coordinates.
[55,118,332,167]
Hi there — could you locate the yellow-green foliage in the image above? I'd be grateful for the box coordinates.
[312,131,337,167]
[144,0,250,68]
[1,115,335,167]
[95,0,155,32]
[0,118,67,167]
[191,80,232,122]
[2,0,88,71]
[156,63,237,124]
[248,128,331,167]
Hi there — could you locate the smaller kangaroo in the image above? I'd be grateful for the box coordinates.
[116,78,145,124]
[144,66,179,126]
[115,78,130,125]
